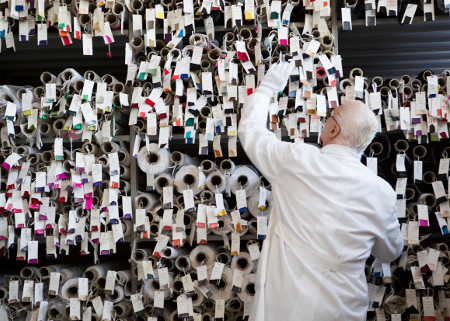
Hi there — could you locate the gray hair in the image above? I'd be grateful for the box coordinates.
[333,100,379,155]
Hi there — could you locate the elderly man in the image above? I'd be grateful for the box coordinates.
[238,62,404,321]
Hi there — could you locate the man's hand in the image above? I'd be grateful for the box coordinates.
[257,61,296,97]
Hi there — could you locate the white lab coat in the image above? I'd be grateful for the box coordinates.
[238,90,404,321]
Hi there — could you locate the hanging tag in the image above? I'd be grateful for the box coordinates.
[131,294,145,316]
[70,298,81,320]
[175,208,185,232]
[438,158,450,181]
[255,214,267,238]
[366,157,378,175]
[207,206,219,228]
[105,270,117,293]
[28,240,39,264]
[407,221,420,245]
[38,301,49,321]
[48,272,61,296]
[183,189,195,211]
[248,243,260,260]
[163,186,173,209]
[231,232,240,256]
[414,160,423,183]
[102,300,114,321]
[181,274,195,295]
[215,193,226,216]
[215,298,225,320]
[396,154,407,177]
[231,210,242,233]
[158,267,170,289]
[78,278,89,301]
[82,307,92,321]
[92,296,103,317]
[417,205,429,227]
[432,181,447,205]
[210,262,225,282]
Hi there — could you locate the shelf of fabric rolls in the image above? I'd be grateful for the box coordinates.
[2,0,450,320]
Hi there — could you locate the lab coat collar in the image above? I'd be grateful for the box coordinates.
[320,144,361,159]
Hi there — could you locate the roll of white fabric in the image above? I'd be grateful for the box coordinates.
[208,266,233,301]
[47,301,67,320]
[105,285,126,303]
[134,192,159,211]
[117,270,132,284]
[37,264,73,279]
[189,245,217,271]
[192,283,206,307]
[219,159,236,173]
[248,218,258,235]
[200,159,217,175]
[58,68,84,87]
[137,144,171,175]
[83,262,124,283]
[155,172,174,195]
[231,252,254,275]
[211,215,232,236]
[174,165,203,195]
[19,267,38,279]
[170,151,200,167]
[161,246,186,260]
[113,300,132,318]
[61,277,79,302]
[59,266,85,282]
[175,255,192,271]
[248,187,274,219]
[230,166,260,196]
[237,273,256,303]
[215,248,232,265]
[205,170,226,193]
[144,275,173,299]
[132,248,152,262]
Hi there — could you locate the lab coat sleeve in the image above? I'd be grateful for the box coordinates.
[238,89,293,182]
[371,194,404,262]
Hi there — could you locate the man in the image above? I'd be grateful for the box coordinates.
[238,62,404,321]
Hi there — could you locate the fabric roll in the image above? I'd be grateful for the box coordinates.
[248,218,258,235]
[230,166,260,196]
[174,165,203,195]
[105,285,126,303]
[155,173,174,195]
[162,247,186,260]
[208,266,233,301]
[117,270,132,284]
[132,248,152,262]
[189,245,217,271]
[59,266,85,282]
[134,192,159,211]
[40,71,57,85]
[237,273,256,303]
[206,170,226,193]
[19,267,38,279]
[144,275,173,299]
[215,247,232,265]
[58,68,83,87]
[211,215,232,236]
[200,159,218,174]
[170,151,200,167]
[118,150,131,167]
[37,264,73,279]
[83,262,128,283]
[137,144,171,175]
[220,159,236,173]
[231,252,254,275]
[175,255,192,271]
[47,301,67,320]
[248,188,273,219]
[227,297,244,312]
[61,277,79,302]
[113,300,132,318]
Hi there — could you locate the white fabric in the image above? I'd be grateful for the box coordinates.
[238,90,404,321]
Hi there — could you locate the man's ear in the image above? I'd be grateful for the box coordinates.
[329,123,340,138]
